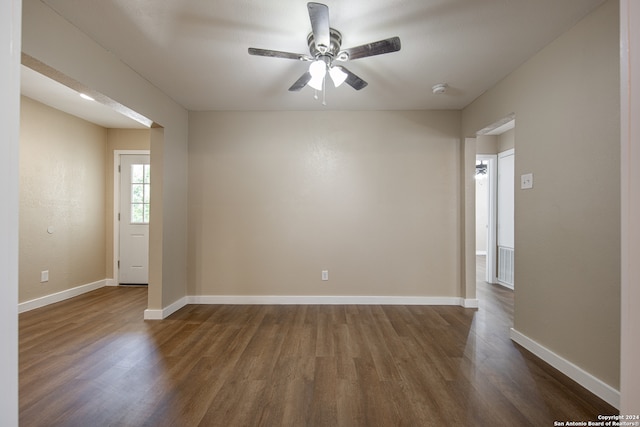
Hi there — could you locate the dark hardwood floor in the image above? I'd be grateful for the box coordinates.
[20,263,616,426]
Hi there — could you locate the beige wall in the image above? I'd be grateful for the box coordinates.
[20,101,150,298]
[476,135,498,155]
[188,110,462,297]
[476,129,515,155]
[19,96,107,303]
[463,0,620,389]
[498,128,515,152]
[104,129,150,279]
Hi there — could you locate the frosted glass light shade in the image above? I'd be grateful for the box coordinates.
[309,60,327,78]
[308,60,326,91]
[329,66,347,87]
[308,75,324,91]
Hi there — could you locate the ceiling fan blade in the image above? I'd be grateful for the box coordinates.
[336,66,368,90]
[248,47,312,61]
[340,36,401,61]
[288,72,313,91]
[308,2,330,52]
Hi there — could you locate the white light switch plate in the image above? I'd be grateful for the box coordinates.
[321,270,329,281]
[521,173,533,189]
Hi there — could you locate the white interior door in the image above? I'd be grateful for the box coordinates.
[498,150,515,248]
[119,154,150,284]
[497,149,515,287]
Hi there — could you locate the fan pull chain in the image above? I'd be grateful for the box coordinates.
[322,75,327,106]
[314,89,318,100]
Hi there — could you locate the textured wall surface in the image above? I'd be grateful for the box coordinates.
[20,96,107,302]
[188,110,462,298]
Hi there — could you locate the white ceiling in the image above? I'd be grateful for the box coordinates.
[23,0,606,121]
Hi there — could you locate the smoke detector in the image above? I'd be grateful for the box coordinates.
[432,83,448,94]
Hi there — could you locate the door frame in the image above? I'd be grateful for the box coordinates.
[476,154,498,284]
[113,149,150,285]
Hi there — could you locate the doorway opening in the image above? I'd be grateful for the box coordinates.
[474,115,515,290]
[21,56,156,305]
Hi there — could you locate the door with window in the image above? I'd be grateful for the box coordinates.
[119,154,150,284]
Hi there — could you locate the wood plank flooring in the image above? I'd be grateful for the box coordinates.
[20,271,616,426]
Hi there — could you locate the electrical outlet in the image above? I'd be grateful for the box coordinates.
[40,270,49,283]
[321,270,329,281]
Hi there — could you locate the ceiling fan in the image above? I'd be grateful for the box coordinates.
[248,2,401,102]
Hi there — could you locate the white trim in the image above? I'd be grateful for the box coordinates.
[498,148,515,159]
[143,309,164,320]
[106,278,117,286]
[20,289,477,318]
[510,328,620,409]
[476,250,487,256]
[496,280,514,290]
[476,113,516,136]
[186,295,468,306]
[113,150,150,286]
[463,298,479,308]
[144,295,478,320]
[18,279,108,313]
[144,296,188,320]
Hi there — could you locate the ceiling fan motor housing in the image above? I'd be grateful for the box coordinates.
[307,28,344,61]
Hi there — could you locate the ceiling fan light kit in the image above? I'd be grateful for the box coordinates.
[248,2,401,105]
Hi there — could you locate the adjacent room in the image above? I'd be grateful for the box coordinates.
[2,0,638,425]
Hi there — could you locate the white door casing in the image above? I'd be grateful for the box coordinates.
[118,153,150,284]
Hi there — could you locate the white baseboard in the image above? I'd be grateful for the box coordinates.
[496,280,514,290]
[147,295,478,319]
[19,279,108,313]
[186,295,469,306]
[144,296,188,320]
[510,328,620,409]
[463,298,479,308]
[106,278,118,286]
